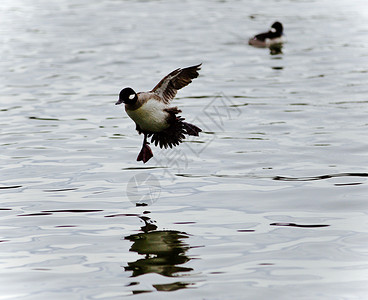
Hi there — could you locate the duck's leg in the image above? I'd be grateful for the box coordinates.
[137,134,153,163]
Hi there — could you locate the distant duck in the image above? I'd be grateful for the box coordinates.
[248,21,284,48]
[116,64,202,163]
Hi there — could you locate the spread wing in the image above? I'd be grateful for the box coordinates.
[151,63,201,103]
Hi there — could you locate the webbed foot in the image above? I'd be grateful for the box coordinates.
[137,142,153,163]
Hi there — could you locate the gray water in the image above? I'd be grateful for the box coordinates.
[1,0,368,299]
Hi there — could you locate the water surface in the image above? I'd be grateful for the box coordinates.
[1,0,368,299]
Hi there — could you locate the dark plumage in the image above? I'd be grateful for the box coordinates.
[248,21,284,48]
[116,64,202,163]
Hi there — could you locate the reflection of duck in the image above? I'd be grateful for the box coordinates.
[269,43,283,55]
[248,21,284,48]
[124,214,196,293]
[125,230,192,277]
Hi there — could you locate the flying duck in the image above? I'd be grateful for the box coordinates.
[115,64,202,163]
[248,21,284,48]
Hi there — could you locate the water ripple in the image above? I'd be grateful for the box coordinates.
[273,172,368,182]
[270,223,330,228]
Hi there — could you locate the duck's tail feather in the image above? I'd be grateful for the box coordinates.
[149,116,201,149]
[182,122,202,136]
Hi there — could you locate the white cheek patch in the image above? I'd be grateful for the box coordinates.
[129,94,135,100]
[271,28,276,33]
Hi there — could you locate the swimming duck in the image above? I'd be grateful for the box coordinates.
[116,64,202,163]
[248,21,284,48]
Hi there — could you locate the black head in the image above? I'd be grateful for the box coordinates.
[115,87,137,105]
[271,22,283,34]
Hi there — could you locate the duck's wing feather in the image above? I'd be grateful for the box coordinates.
[253,32,269,41]
[151,64,201,104]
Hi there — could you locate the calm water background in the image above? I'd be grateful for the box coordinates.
[1,0,368,299]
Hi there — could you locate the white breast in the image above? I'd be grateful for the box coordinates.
[265,37,283,46]
[127,99,170,132]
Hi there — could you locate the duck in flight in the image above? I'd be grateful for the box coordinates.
[248,21,284,48]
[116,64,202,163]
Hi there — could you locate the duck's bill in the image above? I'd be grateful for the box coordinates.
[115,99,123,105]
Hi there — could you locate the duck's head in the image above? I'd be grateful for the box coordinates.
[271,22,283,34]
[115,87,137,105]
